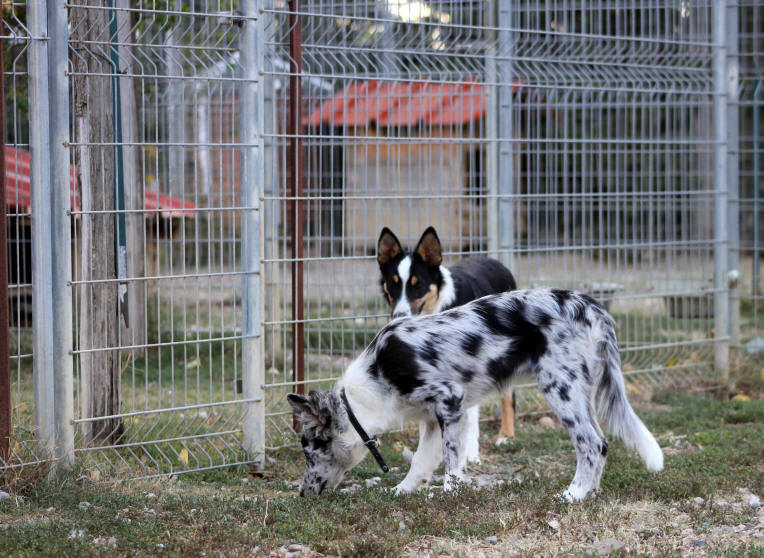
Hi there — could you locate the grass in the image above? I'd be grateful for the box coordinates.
[1,391,762,557]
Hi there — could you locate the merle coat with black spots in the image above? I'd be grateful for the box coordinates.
[288,289,663,500]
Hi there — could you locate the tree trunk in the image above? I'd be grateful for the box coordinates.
[116,0,146,355]
[71,0,122,446]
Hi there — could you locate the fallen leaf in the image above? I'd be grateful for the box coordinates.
[179,448,189,466]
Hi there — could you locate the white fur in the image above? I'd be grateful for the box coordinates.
[432,265,456,313]
[392,256,412,317]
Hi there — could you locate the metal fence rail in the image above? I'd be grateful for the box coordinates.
[0,0,761,478]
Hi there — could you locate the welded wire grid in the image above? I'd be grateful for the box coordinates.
[735,1,762,348]
[1,2,41,471]
[67,1,255,478]
[262,0,726,448]
[0,0,760,478]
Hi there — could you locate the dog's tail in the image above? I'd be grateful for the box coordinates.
[593,312,663,472]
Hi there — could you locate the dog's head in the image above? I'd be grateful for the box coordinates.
[377,226,444,318]
[286,390,367,496]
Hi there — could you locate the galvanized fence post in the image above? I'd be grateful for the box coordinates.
[240,0,265,471]
[27,0,56,461]
[497,1,515,272]
[48,0,74,470]
[485,0,498,259]
[713,0,730,380]
[727,2,740,348]
[0,37,10,465]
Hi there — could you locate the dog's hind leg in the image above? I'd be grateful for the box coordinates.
[495,390,515,445]
[394,419,442,495]
[539,368,604,502]
[588,400,608,491]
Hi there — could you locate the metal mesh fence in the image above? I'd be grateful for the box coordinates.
[261,0,725,448]
[0,0,761,478]
[65,1,259,478]
[734,0,762,349]
[2,1,38,470]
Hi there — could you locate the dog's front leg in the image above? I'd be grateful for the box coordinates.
[436,399,466,492]
[394,420,441,495]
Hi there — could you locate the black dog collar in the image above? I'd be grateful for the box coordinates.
[340,388,389,473]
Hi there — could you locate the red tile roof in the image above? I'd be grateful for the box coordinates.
[4,147,196,218]
[304,80,520,128]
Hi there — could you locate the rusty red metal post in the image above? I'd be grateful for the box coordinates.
[0,37,11,463]
[288,0,305,418]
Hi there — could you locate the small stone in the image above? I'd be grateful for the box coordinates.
[591,538,625,556]
[674,513,690,523]
[364,477,381,488]
[157,543,165,550]
[485,535,498,545]
[0,491,11,501]
[538,416,555,428]
[693,497,705,505]
[147,492,156,499]
[747,494,761,508]
[46,506,55,513]
[547,519,560,531]
[241,478,251,485]
[68,529,86,540]
[78,501,91,510]
[287,544,302,552]
[402,447,414,463]
[693,540,706,547]
[398,521,406,532]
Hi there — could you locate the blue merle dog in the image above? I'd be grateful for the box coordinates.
[287,289,663,500]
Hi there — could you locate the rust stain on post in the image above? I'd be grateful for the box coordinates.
[288,0,305,428]
[0,38,11,462]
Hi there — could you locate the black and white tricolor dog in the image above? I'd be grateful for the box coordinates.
[287,289,663,500]
[377,227,519,459]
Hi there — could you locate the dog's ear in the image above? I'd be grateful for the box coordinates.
[414,227,442,267]
[377,228,403,267]
[287,392,327,428]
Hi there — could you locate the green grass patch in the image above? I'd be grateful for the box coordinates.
[1,392,762,557]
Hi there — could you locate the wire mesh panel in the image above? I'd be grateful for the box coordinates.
[1,0,757,478]
[67,1,259,478]
[735,0,763,350]
[1,1,41,471]
[262,0,723,447]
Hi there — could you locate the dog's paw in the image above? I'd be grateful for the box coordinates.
[466,454,482,466]
[442,474,466,493]
[494,436,514,447]
[559,486,589,503]
[392,483,415,496]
